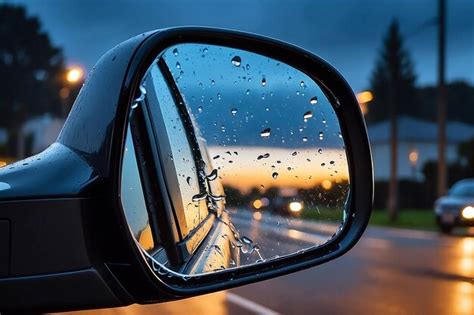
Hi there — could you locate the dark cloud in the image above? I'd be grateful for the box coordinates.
[7,0,474,92]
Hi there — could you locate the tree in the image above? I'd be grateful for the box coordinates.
[369,19,418,221]
[0,4,65,157]
[368,20,418,123]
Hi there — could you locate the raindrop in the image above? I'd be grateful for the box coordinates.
[300,81,306,88]
[197,106,203,113]
[213,155,220,159]
[330,160,335,165]
[292,151,298,156]
[338,132,343,138]
[210,194,225,201]
[321,162,326,167]
[257,153,270,160]
[319,131,324,140]
[172,48,179,56]
[214,245,224,257]
[303,111,313,121]
[206,169,218,181]
[242,236,253,245]
[231,56,242,67]
[176,62,181,69]
[310,96,318,105]
[302,137,308,142]
[318,148,323,154]
[186,177,193,186]
[246,89,250,95]
[260,128,271,138]
[272,172,279,179]
[231,108,238,116]
[192,192,207,202]
[261,77,267,86]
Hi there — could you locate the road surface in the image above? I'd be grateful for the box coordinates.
[59,211,473,315]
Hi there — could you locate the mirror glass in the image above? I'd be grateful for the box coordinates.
[122,43,350,279]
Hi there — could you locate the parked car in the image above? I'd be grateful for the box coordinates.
[435,178,474,233]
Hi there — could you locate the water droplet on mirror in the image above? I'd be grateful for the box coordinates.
[261,77,267,86]
[231,56,241,67]
[231,108,238,116]
[319,131,324,140]
[186,177,193,186]
[302,137,308,142]
[192,192,207,202]
[300,81,306,88]
[257,153,270,160]
[176,62,181,69]
[330,160,335,165]
[272,172,279,179]
[214,245,224,257]
[242,236,253,245]
[292,151,298,156]
[197,106,203,113]
[303,111,313,121]
[310,96,318,105]
[206,169,218,181]
[318,148,323,154]
[246,89,250,95]
[172,48,179,56]
[260,128,271,138]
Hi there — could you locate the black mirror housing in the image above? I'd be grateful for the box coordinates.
[0,27,373,312]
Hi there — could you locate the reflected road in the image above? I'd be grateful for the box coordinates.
[56,211,474,315]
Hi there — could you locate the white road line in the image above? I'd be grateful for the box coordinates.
[227,292,280,315]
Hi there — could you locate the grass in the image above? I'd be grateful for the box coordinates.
[369,209,437,231]
[301,207,437,231]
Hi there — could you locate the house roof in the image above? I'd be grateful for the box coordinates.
[367,116,474,144]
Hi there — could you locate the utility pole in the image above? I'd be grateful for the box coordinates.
[437,0,447,197]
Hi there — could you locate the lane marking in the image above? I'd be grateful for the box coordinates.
[227,292,280,315]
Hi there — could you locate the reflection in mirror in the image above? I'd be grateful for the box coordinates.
[121,43,350,279]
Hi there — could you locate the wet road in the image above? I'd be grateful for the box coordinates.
[60,214,474,315]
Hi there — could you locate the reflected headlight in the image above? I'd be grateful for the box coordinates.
[461,206,474,219]
[289,201,303,212]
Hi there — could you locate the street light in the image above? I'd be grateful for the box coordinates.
[66,67,84,83]
[356,91,374,115]
[60,66,85,117]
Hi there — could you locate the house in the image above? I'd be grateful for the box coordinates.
[18,114,65,158]
[368,116,474,181]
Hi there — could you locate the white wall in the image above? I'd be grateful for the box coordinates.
[371,141,459,181]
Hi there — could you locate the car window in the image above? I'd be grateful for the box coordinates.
[121,127,155,251]
[449,182,474,197]
[145,64,209,238]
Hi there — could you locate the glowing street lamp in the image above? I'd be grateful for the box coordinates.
[356,91,374,115]
[66,66,84,83]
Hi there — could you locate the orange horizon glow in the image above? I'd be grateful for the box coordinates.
[208,146,349,193]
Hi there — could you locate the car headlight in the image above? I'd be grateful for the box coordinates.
[461,206,474,219]
[289,202,303,213]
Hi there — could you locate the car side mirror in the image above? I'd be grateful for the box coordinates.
[0,27,373,312]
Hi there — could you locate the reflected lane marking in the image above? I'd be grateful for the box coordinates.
[227,292,280,315]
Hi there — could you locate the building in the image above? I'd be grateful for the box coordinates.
[18,114,65,158]
[368,116,474,181]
